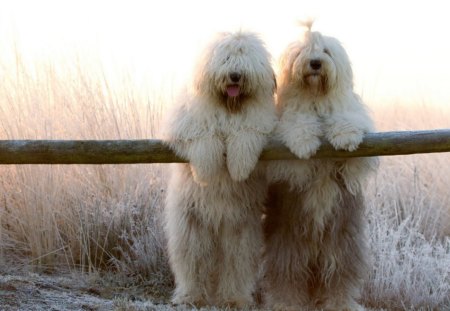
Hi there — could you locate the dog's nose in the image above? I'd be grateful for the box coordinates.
[229,72,241,82]
[310,59,322,70]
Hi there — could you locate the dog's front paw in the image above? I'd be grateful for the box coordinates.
[319,297,366,311]
[172,293,207,307]
[226,133,265,181]
[287,135,322,159]
[227,157,258,182]
[326,124,363,151]
[277,112,322,159]
[187,136,225,184]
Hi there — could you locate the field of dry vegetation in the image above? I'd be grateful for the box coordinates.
[0,47,449,310]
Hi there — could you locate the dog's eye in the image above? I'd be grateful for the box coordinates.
[222,55,230,65]
[222,56,230,65]
[323,48,331,56]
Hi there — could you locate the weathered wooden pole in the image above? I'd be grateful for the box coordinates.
[0,129,448,164]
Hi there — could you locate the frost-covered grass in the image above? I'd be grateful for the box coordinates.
[0,50,449,310]
[362,155,450,310]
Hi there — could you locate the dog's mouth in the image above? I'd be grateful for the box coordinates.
[305,72,321,78]
[226,84,240,97]
[303,72,323,84]
[301,72,329,95]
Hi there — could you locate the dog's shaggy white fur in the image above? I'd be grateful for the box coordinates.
[263,25,378,310]
[163,31,276,307]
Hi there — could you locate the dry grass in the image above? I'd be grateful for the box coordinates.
[0,50,171,282]
[0,47,449,310]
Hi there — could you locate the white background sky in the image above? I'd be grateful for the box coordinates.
[1,0,450,108]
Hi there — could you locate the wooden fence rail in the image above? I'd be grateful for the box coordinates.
[0,129,449,164]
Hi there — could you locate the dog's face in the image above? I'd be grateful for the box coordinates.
[195,32,276,112]
[280,31,353,97]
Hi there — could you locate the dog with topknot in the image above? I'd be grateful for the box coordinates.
[163,31,277,308]
[263,22,378,310]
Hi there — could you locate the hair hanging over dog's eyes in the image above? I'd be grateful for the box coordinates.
[222,55,230,64]
[323,48,331,56]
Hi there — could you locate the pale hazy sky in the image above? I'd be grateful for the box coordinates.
[1,0,450,108]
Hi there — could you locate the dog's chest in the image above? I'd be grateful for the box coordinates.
[311,99,333,118]
[215,111,246,138]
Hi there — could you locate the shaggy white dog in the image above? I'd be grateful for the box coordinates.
[163,31,276,307]
[263,24,378,311]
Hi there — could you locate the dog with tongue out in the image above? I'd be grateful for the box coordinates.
[224,72,242,110]
[163,31,277,308]
[227,83,240,97]
[227,74,240,95]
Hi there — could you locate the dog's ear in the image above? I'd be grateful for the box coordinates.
[193,72,203,93]
[278,43,301,85]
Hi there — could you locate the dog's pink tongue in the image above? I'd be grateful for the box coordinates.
[226,85,240,97]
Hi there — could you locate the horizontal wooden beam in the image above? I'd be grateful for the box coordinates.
[0,129,449,164]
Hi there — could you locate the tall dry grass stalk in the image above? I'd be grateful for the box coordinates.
[0,47,171,286]
[0,46,448,308]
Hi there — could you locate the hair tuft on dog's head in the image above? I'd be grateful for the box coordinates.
[298,18,314,33]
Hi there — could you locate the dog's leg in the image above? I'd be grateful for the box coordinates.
[277,110,323,159]
[325,115,364,152]
[165,187,216,306]
[325,99,373,152]
[184,136,225,185]
[226,131,267,181]
[339,157,379,195]
[312,188,368,311]
[215,212,263,307]
[164,104,223,185]
[263,184,310,310]
[263,233,311,310]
